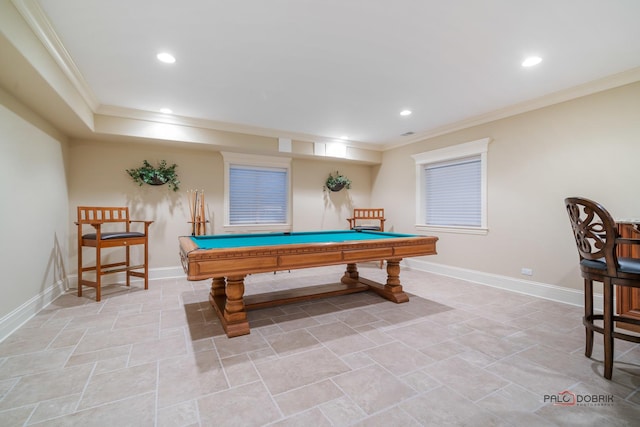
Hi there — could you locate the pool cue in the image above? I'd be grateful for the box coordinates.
[199,190,205,235]
[187,190,194,223]
[193,190,199,235]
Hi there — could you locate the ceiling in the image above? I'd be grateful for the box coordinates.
[10,0,640,148]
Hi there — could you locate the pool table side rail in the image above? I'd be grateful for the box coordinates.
[179,235,438,280]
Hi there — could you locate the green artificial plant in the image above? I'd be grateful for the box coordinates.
[126,160,180,191]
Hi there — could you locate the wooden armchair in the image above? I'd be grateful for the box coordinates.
[347,208,386,267]
[76,206,153,301]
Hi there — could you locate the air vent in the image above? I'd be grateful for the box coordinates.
[401,131,415,136]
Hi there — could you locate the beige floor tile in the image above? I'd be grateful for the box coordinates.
[485,355,579,396]
[364,341,435,376]
[269,408,333,427]
[220,353,261,387]
[157,350,228,408]
[66,344,131,368]
[112,310,160,330]
[0,364,93,410]
[27,393,81,424]
[274,379,343,416]
[385,318,451,349]
[0,406,35,426]
[351,407,423,427]
[213,332,269,358]
[31,391,156,426]
[425,356,510,401]
[318,395,367,426]
[197,381,281,426]
[77,362,157,410]
[157,400,199,427]
[128,334,188,366]
[74,323,159,353]
[451,330,531,359]
[0,346,74,380]
[264,329,322,357]
[332,364,416,415]
[400,386,500,426]
[257,347,350,395]
[0,327,63,357]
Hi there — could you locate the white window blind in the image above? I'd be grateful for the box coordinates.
[413,138,490,233]
[424,155,481,226]
[229,166,288,224]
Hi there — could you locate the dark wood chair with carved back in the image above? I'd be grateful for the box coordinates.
[76,207,153,301]
[564,197,640,379]
[347,208,386,268]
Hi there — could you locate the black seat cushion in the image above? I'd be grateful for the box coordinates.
[82,232,145,240]
[581,257,640,275]
[353,226,381,231]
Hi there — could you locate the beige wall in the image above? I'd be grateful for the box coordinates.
[2,42,640,329]
[374,81,640,290]
[67,139,372,271]
[0,88,69,319]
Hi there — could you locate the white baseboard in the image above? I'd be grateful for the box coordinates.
[0,278,68,343]
[402,258,601,311]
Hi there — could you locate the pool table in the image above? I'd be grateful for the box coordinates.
[179,230,438,337]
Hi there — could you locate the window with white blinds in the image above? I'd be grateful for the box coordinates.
[221,152,292,232]
[424,156,481,226]
[412,138,490,234]
[229,166,288,224]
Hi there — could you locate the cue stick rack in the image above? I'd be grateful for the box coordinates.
[187,189,209,235]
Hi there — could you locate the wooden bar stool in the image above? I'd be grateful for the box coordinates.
[565,197,640,379]
[76,206,153,301]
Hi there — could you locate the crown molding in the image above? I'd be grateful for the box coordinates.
[382,66,640,151]
[12,0,99,111]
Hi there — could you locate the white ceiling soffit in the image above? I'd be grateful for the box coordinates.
[12,0,640,150]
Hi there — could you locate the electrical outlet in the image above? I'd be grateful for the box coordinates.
[521,267,533,276]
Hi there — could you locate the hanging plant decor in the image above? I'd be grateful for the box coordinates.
[324,171,351,192]
[126,160,180,191]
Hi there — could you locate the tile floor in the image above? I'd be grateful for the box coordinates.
[0,264,639,426]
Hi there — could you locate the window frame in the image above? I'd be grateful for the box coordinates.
[412,138,490,235]
[221,152,292,233]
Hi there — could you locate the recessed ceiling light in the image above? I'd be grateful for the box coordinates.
[400,110,412,116]
[157,52,176,64]
[160,108,172,114]
[522,56,542,67]
[339,135,349,140]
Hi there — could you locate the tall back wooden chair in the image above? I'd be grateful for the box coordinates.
[347,208,385,232]
[564,197,640,379]
[347,208,386,267]
[76,206,153,301]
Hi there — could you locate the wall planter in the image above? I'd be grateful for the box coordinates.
[324,171,351,192]
[126,160,180,191]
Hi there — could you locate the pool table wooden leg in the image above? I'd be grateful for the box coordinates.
[360,259,409,303]
[211,277,226,298]
[341,263,359,284]
[209,275,250,337]
[381,259,409,303]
